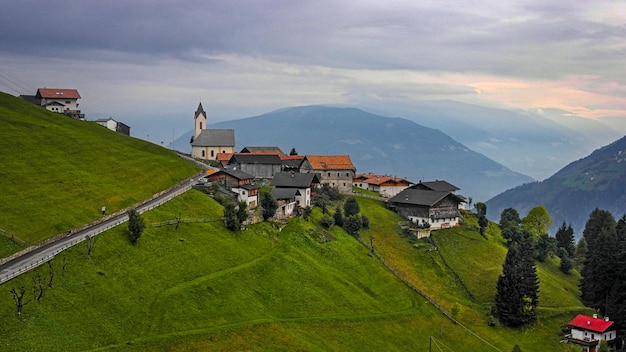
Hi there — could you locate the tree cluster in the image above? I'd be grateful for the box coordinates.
[224,201,249,231]
[579,209,626,327]
[261,192,278,221]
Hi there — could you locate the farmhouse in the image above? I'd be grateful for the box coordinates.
[353,173,413,198]
[226,154,282,180]
[301,155,356,194]
[22,88,84,119]
[271,172,321,218]
[387,182,465,230]
[190,103,235,160]
[207,169,259,208]
[566,314,617,352]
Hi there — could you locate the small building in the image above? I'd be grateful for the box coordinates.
[301,155,356,194]
[280,155,305,172]
[22,88,85,119]
[413,180,460,193]
[94,117,131,136]
[271,172,321,209]
[566,314,617,352]
[207,169,259,208]
[226,154,283,180]
[190,102,235,160]
[353,173,413,198]
[388,187,465,230]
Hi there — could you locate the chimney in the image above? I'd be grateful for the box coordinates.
[587,320,591,325]
[593,314,598,319]
[605,316,609,322]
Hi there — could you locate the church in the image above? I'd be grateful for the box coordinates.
[190,103,235,160]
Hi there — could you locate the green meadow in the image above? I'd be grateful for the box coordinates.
[0,93,590,351]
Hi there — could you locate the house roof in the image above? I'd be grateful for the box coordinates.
[568,315,614,333]
[217,153,234,162]
[36,88,81,99]
[355,173,413,186]
[271,187,298,200]
[388,189,463,206]
[229,153,282,165]
[240,146,284,155]
[209,168,254,181]
[304,155,356,171]
[191,129,235,147]
[271,172,320,188]
[280,155,305,169]
[412,180,460,192]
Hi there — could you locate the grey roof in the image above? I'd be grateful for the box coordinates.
[239,184,260,191]
[412,180,460,192]
[389,189,463,206]
[212,168,254,180]
[240,146,284,154]
[271,172,320,188]
[229,153,282,165]
[271,187,298,200]
[195,102,206,118]
[191,129,235,147]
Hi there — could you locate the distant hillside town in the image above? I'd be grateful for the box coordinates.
[189,102,466,231]
[20,87,131,136]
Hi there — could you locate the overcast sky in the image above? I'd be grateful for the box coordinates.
[1,1,625,144]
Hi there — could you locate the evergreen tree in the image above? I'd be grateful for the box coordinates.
[223,202,240,231]
[127,208,144,245]
[573,236,588,270]
[344,197,360,217]
[333,206,344,227]
[344,215,362,236]
[606,215,626,327]
[535,233,556,262]
[261,192,278,221]
[499,208,522,243]
[555,221,576,257]
[580,208,617,314]
[558,248,573,274]
[237,201,249,224]
[495,231,538,327]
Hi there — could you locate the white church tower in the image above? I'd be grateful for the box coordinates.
[190,102,235,160]
[194,102,207,139]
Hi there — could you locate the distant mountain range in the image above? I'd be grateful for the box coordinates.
[176,105,533,201]
[486,134,626,237]
[368,100,620,180]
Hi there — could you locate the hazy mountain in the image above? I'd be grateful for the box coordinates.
[372,100,620,181]
[486,134,626,238]
[178,105,534,201]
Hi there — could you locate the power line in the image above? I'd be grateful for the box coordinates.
[0,69,35,95]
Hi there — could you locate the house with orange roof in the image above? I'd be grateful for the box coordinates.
[353,173,413,198]
[566,314,617,351]
[301,155,356,194]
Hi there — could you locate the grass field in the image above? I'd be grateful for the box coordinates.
[0,92,200,248]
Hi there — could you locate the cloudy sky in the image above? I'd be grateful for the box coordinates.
[1,1,625,144]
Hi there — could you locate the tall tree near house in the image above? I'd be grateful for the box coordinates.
[333,206,344,228]
[500,207,523,245]
[223,202,240,231]
[555,221,576,257]
[289,147,298,155]
[344,197,360,217]
[344,215,362,237]
[237,201,249,224]
[522,206,553,238]
[580,208,617,314]
[476,202,488,237]
[495,230,538,327]
[127,208,145,245]
[606,215,626,327]
[261,192,278,221]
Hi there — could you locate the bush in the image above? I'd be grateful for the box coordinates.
[320,214,335,229]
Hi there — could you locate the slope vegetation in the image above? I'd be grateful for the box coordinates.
[0,92,200,250]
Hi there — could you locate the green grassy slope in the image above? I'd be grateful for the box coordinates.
[0,92,200,248]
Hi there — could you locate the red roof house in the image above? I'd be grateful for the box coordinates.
[566,314,617,352]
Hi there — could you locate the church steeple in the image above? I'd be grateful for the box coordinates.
[193,102,207,139]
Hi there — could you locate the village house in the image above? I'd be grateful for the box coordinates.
[240,146,285,155]
[226,153,283,181]
[207,169,259,208]
[190,103,235,160]
[94,117,131,136]
[21,88,84,119]
[353,173,413,198]
[300,155,356,194]
[566,314,617,352]
[270,172,321,218]
[280,155,305,173]
[387,181,465,230]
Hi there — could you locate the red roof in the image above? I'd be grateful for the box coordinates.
[279,155,304,161]
[36,88,81,99]
[354,173,412,186]
[305,155,355,171]
[568,315,614,333]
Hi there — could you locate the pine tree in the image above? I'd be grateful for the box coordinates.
[606,215,626,327]
[333,206,344,227]
[261,192,278,221]
[580,208,617,314]
[343,197,360,217]
[127,208,144,245]
[495,231,538,327]
[499,208,522,244]
[555,221,576,257]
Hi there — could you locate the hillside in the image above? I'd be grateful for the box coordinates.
[0,191,588,351]
[188,105,534,201]
[486,134,626,237]
[0,92,200,251]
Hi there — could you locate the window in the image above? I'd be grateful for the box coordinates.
[65,101,70,104]
[199,122,203,130]
[337,173,340,177]
[210,150,214,157]
[346,173,350,177]
[327,172,331,177]
[201,150,205,157]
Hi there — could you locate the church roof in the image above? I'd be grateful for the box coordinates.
[191,129,235,147]
[195,102,206,118]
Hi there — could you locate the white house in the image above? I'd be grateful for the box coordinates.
[270,172,321,209]
[33,88,84,119]
[94,117,131,136]
[353,173,413,198]
[566,314,617,352]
